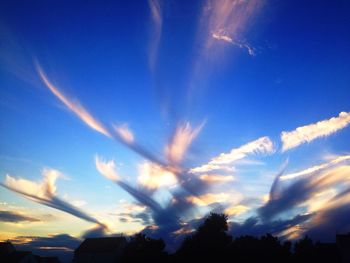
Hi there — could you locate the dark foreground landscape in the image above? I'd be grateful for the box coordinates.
[1,213,349,263]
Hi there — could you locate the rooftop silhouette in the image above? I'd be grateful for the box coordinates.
[2,213,349,263]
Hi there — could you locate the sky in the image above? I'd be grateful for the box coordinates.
[1,0,350,258]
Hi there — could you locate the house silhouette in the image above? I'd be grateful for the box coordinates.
[73,237,126,263]
[0,241,60,263]
[336,233,350,263]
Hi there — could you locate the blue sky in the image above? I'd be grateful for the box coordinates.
[1,0,350,254]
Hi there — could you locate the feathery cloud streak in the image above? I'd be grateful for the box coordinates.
[191,136,274,173]
[95,156,163,213]
[165,122,203,166]
[281,111,350,151]
[148,0,162,71]
[212,31,256,56]
[37,63,169,169]
[36,63,111,138]
[198,0,261,55]
[36,60,350,242]
[37,64,211,221]
[113,124,135,144]
[281,155,350,180]
[0,169,105,228]
[259,163,350,221]
[188,0,262,100]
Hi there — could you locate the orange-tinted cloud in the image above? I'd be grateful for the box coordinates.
[1,170,105,228]
[138,162,177,190]
[165,122,203,165]
[199,174,235,183]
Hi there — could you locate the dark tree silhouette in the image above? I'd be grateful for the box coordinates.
[314,241,341,263]
[227,235,261,261]
[1,213,344,262]
[120,233,167,263]
[294,235,314,262]
[292,236,342,263]
[175,213,232,261]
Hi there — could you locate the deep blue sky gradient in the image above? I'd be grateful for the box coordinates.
[0,0,350,241]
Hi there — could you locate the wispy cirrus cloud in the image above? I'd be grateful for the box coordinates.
[281,188,350,241]
[281,155,350,180]
[259,164,350,222]
[165,122,204,166]
[36,63,111,138]
[37,64,170,168]
[190,136,274,174]
[148,0,162,71]
[281,111,350,152]
[188,0,262,100]
[186,192,242,207]
[0,169,106,228]
[198,0,261,57]
[95,156,163,214]
[113,123,135,144]
[95,156,120,182]
[212,31,256,56]
[35,57,350,244]
[36,64,212,233]
[137,162,177,190]
[224,204,249,216]
[228,160,350,240]
[304,188,350,241]
[199,174,235,183]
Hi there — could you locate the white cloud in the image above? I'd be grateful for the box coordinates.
[281,111,350,151]
[1,169,105,227]
[212,31,256,56]
[190,136,274,173]
[113,124,134,144]
[165,122,203,165]
[281,155,350,180]
[95,156,120,182]
[4,169,61,199]
[212,32,234,43]
[137,162,177,190]
[199,0,261,56]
